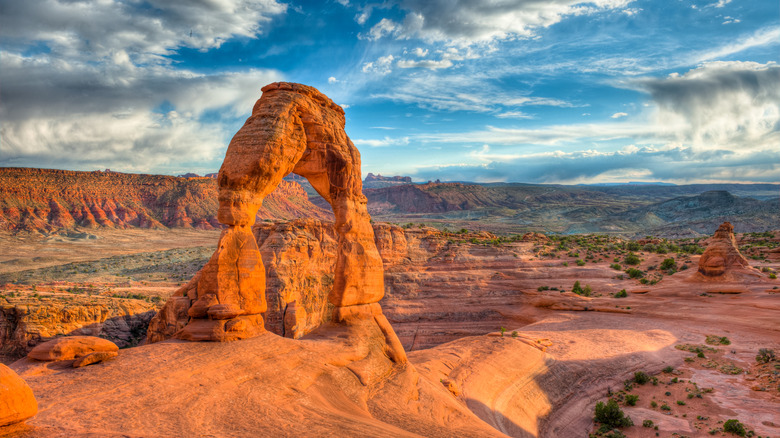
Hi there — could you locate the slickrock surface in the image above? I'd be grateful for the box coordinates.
[148,82,405,363]
[27,336,118,361]
[697,222,753,277]
[0,293,156,359]
[0,167,330,234]
[0,363,37,428]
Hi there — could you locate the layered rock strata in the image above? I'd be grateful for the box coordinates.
[148,83,406,363]
[698,222,751,276]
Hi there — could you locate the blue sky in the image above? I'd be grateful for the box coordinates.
[0,0,778,184]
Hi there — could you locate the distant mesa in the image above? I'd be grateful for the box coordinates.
[147,82,406,363]
[176,172,201,178]
[364,173,412,183]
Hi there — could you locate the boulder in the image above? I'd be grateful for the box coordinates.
[0,364,37,427]
[73,351,119,368]
[27,336,119,361]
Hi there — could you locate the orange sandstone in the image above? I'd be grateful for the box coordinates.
[698,222,750,276]
[0,364,37,428]
[26,336,119,361]
[148,82,406,362]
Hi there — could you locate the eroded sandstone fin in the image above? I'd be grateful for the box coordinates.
[698,221,750,277]
[147,82,406,363]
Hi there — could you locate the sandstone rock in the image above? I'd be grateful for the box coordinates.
[698,222,750,276]
[148,82,406,363]
[27,336,118,361]
[72,351,119,368]
[0,364,37,428]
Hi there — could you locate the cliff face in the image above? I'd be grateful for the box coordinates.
[0,168,331,233]
[253,220,522,349]
[0,293,157,359]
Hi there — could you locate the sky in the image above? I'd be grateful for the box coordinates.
[0,0,778,184]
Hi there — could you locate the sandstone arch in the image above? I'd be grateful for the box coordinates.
[147,83,405,363]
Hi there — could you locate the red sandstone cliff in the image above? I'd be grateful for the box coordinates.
[0,168,331,233]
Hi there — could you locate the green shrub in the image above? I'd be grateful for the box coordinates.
[572,281,583,295]
[705,335,730,345]
[625,268,644,279]
[633,371,650,385]
[624,253,641,266]
[770,273,777,279]
[642,420,654,428]
[676,400,685,406]
[756,348,776,364]
[650,401,657,408]
[662,366,674,373]
[594,399,633,429]
[576,259,586,266]
[723,419,746,436]
[614,289,628,298]
[537,286,550,291]
[610,263,622,270]
[660,403,671,411]
[625,394,639,406]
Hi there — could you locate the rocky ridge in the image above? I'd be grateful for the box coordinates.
[0,167,331,234]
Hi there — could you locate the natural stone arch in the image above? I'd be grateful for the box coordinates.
[147,83,405,362]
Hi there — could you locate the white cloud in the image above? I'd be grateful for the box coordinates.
[634,61,780,151]
[397,58,453,69]
[412,48,429,57]
[0,0,287,173]
[353,136,410,148]
[362,54,395,75]
[495,111,535,119]
[709,0,731,8]
[364,0,634,45]
[611,112,628,118]
[328,76,338,83]
[695,26,780,62]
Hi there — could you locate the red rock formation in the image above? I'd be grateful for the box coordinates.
[148,83,406,363]
[0,168,330,233]
[0,364,37,428]
[72,351,118,368]
[698,222,751,276]
[27,336,118,361]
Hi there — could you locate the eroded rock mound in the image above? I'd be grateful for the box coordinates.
[148,82,406,363]
[698,222,750,276]
[27,336,118,361]
[0,364,37,428]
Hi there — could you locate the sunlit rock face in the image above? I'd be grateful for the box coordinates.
[147,83,405,362]
[698,222,750,277]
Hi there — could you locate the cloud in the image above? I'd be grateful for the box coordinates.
[708,0,731,8]
[353,136,410,148]
[0,0,286,62]
[397,58,453,69]
[411,48,428,57]
[328,76,338,83]
[495,111,535,119]
[611,112,628,119]
[364,0,634,45]
[695,26,780,62]
[633,61,780,150]
[362,54,395,75]
[411,146,780,184]
[0,0,287,173]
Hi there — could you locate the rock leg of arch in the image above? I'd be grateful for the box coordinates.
[147,82,406,363]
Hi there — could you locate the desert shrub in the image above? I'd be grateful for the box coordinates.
[770,273,778,279]
[756,348,776,364]
[662,366,674,373]
[537,286,550,291]
[572,281,583,295]
[562,261,569,267]
[660,403,671,411]
[576,259,586,266]
[594,399,633,429]
[676,400,685,405]
[705,335,730,345]
[627,242,641,251]
[650,401,657,408]
[633,371,650,385]
[723,419,746,436]
[614,289,628,298]
[642,420,654,428]
[625,394,639,406]
[624,253,641,266]
[610,263,622,270]
[625,268,644,279]
[660,257,676,271]
[583,285,592,297]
